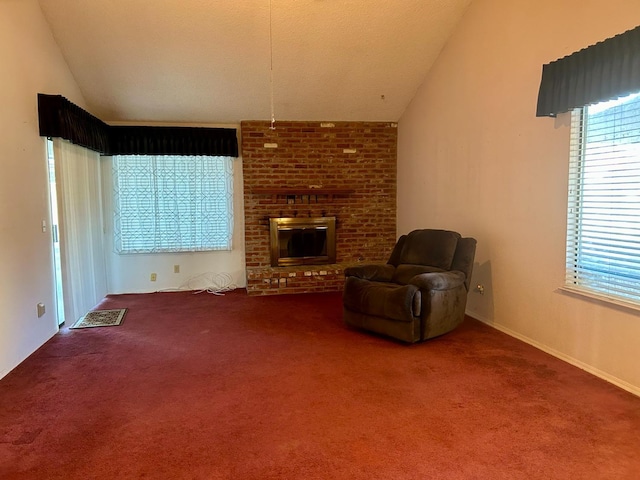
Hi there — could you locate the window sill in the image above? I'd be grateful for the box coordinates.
[559,285,640,314]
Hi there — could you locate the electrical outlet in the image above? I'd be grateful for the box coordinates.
[150,273,157,281]
[174,265,180,274]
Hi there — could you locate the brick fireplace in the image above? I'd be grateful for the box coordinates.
[241,120,397,295]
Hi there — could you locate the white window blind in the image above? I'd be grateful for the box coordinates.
[566,91,640,305]
[113,155,233,254]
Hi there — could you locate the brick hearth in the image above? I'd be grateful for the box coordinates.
[241,120,397,295]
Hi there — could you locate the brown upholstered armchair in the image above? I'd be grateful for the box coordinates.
[343,229,476,343]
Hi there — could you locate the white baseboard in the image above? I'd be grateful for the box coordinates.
[465,309,640,398]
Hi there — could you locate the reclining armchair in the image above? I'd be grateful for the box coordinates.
[343,229,476,343]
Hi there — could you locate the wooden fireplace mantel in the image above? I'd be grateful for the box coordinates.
[249,187,354,202]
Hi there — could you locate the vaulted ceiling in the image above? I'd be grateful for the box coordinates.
[38,0,471,124]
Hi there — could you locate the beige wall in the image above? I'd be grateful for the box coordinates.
[0,0,85,377]
[398,0,640,394]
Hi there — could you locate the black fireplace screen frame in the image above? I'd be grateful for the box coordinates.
[269,217,336,267]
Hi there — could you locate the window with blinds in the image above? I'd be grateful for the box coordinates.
[566,91,640,306]
[113,155,233,254]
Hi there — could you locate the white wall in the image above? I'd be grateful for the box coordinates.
[0,0,86,378]
[398,0,640,394]
[101,147,246,293]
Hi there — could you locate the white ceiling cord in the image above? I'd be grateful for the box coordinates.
[269,0,276,130]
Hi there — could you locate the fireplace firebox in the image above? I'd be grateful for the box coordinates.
[269,217,336,267]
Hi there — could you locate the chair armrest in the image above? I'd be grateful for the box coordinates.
[409,271,466,291]
[344,264,395,282]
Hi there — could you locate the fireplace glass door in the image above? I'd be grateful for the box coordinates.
[269,217,336,267]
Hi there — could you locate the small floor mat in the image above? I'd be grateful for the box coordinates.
[70,309,127,329]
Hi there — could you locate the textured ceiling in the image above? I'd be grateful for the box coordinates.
[37,0,471,124]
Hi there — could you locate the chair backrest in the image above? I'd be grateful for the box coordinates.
[398,229,461,269]
[387,229,477,291]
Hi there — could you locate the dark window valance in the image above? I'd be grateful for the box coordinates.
[37,93,111,152]
[37,94,239,157]
[109,126,238,156]
[536,25,640,117]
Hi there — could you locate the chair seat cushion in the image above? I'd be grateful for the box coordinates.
[344,263,395,282]
[343,276,421,322]
[392,264,445,285]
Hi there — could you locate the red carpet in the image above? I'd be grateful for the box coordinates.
[1,290,639,479]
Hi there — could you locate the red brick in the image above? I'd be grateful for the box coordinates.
[241,120,397,296]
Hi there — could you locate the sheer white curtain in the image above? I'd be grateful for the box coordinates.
[53,139,108,324]
[112,155,234,253]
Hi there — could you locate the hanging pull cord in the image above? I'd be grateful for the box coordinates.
[269,0,276,130]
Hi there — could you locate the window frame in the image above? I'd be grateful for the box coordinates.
[564,92,640,310]
[112,154,234,255]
